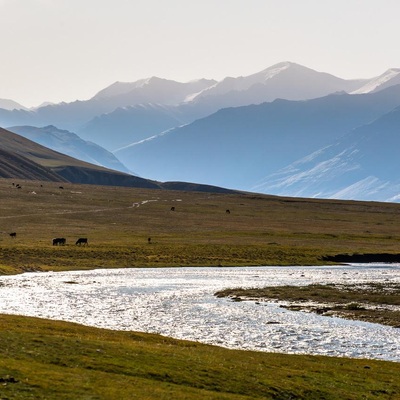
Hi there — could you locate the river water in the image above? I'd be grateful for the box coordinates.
[0,265,399,362]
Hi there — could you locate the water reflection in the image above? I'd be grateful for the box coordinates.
[0,265,399,362]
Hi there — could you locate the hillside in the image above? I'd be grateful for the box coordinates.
[7,125,131,173]
[0,127,238,193]
[0,148,66,182]
[0,126,160,188]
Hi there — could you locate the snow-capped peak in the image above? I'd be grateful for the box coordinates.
[351,68,400,94]
[186,62,297,102]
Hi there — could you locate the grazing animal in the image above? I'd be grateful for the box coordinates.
[170,206,175,211]
[148,237,152,244]
[75,238,88,246]
[53,237,66,246]
[59,186,64,189]
[9,232,16,239]
[226,209,231,214]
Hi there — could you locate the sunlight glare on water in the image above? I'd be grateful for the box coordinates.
[0,265,399,361]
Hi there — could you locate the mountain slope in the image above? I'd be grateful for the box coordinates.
[7,125,131,174]
[0,79,216,135]
[77,104,187,151]
[0,147,67,181]
[351,68,400,94]
[252,106,400,202]
[0,99,27,111]
[93,77,217,105]
[115,85,400,190]
[0,127,160,188]
[189,62,366,106]
[0,127,238,193]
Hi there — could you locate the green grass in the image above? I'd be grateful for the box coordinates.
[2,178,400,273]
[0,314,399,399]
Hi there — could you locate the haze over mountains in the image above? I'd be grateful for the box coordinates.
[1,61,400,202]
[7,125,131,174]
[253,105,400,202]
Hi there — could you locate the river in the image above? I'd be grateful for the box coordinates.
[0,265,399,362]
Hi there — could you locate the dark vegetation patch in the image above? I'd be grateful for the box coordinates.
[322,253,400,263]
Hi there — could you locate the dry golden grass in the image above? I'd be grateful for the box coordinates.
[1,177,400,273]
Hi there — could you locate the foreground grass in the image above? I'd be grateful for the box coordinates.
[215,283,400,328]
[0,314,399,400]
[2,178,400,273]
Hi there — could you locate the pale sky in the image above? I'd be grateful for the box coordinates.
[0,0,399,107]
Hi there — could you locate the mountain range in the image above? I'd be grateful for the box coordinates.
[1,61,400,201]
[115,85,400,191]
[253,105,400,202]
[0,62,377,148]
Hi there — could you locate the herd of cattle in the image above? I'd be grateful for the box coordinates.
[53,237,88,246]
[5,232,88,246]
[5,206,230,247]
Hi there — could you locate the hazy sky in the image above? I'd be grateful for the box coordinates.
[1,0,399,107]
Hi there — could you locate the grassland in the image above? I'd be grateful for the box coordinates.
[2,178,400,274]
[216,283,400,328]
[0,314,399,400]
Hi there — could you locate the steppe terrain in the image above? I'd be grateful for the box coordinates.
[2,178,400,274]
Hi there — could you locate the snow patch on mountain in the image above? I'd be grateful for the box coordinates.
[187,62,292,101]
[351,68,400,94]
[0,98,28,111]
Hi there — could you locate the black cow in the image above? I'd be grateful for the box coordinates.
[226,209,231,214]
[75,238,88,246]
[53,237,66,246]
[170,206,175,211]
[9,232,16,239]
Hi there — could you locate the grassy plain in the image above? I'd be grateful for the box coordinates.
[2,178,400,274]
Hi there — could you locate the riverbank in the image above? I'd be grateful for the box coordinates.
[1,313,399,399]
[215,282,400,328]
